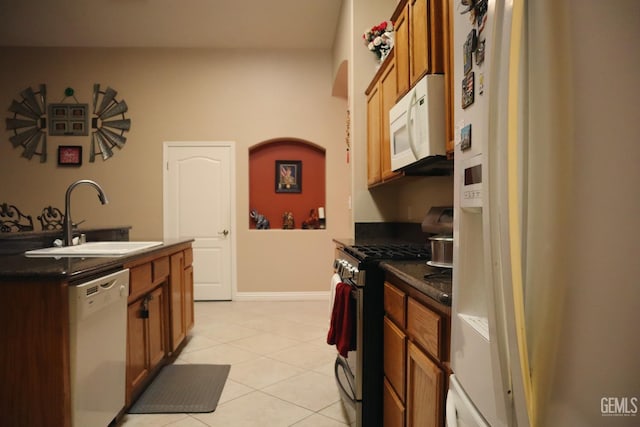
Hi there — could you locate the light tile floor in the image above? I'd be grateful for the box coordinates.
[118,300,350,427]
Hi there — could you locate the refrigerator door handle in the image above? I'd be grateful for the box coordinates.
[505,0,533,425]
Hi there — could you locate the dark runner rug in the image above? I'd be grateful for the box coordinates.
[128,364,230,414]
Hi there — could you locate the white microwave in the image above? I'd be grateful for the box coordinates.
[389,74,446,171]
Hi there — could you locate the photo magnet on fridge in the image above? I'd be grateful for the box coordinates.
[476,38,486,65]
[461,124,472,151]
[462,72,475,109]
[463,29,477,74]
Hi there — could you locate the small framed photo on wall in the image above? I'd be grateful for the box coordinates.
[58,145,82,166]
[275,160,302,193]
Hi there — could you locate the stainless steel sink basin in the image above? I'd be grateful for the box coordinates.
[25,241,164,257]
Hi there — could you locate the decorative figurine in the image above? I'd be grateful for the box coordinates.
[282,212,295,229]
[250,209,270,229]
[302,208,320,229]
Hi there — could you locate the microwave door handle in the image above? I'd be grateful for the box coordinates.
[406,88,419,160]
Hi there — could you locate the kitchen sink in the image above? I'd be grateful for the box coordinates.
[25,241,164,257]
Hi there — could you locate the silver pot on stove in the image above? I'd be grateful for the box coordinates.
[422,206,454,268]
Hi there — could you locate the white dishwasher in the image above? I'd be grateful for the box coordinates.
[69,269,130,427]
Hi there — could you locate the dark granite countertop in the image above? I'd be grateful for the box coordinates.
[380,260,452,306]
[0,238,193,282]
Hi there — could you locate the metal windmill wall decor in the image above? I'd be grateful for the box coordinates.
[90,84,131,162]
[5,84,48,162]
[5,83,132,164]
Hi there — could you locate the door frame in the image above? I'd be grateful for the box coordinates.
[162,141,237,300]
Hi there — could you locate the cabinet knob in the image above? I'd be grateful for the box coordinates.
[218,229,229,236]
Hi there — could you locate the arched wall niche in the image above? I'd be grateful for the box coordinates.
[249,138,326,229]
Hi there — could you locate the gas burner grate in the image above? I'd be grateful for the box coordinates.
[346,243,430,261]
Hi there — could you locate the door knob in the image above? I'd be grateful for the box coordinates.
[218,229,229,236]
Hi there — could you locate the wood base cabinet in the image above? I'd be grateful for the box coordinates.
[125,257,170,405]
[126,285,167,402]
[125,242,194,406]
[383,281,450,427]
[170,248,194,352]
[406,341,444,426]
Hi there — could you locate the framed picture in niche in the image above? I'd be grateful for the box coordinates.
[58,145,82,166]
[275,160,302,193]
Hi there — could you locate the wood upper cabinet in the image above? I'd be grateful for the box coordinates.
[394,0,445,99]
[395,5,410,96]
[170,248,194,352]
[367,52,401,187]
[367,83,382,186]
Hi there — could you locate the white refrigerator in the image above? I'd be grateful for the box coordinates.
[448,1,640,426]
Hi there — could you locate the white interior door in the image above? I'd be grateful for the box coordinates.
[164,142,235,300]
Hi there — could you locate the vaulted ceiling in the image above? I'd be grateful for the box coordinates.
[0,0,344,49]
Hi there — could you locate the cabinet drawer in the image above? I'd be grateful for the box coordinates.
[384,316,406,402]
[152,256,170,283]
[384,282,406,328]
[383,377,405,427]
[407,297,441,360]
[129,263,152,301]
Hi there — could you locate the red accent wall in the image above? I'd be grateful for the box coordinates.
[249,140,326,229]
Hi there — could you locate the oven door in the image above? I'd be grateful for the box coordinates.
[335,355,357,426]
[331,280,363,426]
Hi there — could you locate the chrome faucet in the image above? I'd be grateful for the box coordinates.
[63,179,109,246]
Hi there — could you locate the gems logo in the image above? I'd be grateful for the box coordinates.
[601,397,638,417]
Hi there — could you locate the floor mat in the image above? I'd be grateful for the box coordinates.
[128,364,231,414]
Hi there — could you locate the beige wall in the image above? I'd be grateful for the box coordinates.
[0,47,351,294]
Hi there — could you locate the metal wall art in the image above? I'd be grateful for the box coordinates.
[90,84,131,162]
[5,84,48,162]
[4,83,132,164]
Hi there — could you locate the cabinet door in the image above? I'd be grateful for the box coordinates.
[126,301,148,405]
[367,85,382,186]
[380,58,400,181]
[147,286,167,371]
[428,0,445,74]
[384,377,405,427]
[395,4,410,97]
[384,317,406,401]
[406,341,443,427]
[184,264,194,331]
[170,251,186,351]
[410,0,429,84]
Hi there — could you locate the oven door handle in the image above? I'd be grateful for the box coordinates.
[334,357,356,402]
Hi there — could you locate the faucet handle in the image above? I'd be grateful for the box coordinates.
[73,219,86,229]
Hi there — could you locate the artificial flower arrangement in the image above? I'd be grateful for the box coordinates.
[363,20,394,61]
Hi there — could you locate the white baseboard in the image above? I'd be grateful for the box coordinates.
[233,291,330,301]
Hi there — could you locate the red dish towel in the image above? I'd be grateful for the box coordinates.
[327,282,356,357]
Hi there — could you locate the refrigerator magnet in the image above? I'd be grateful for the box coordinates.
[462,72,475,109]
[475,38,486,65]
[463,30,477,74]
[461,124,472,151]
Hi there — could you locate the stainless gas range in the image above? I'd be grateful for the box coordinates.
[330,241,430,427]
